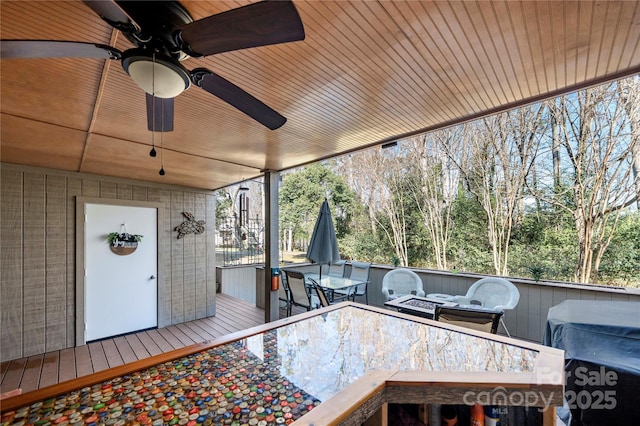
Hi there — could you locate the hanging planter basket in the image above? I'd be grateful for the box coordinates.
[110,244,138,256]
[108,230,143,256]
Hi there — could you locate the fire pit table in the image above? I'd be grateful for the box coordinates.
[384,294,458,319]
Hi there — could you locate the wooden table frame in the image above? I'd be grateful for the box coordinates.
[1,303,564,425]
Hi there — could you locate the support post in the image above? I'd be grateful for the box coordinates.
[264,171,280,322]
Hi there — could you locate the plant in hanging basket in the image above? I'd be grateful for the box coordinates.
[108,232,143,255]
[108,232,143,246]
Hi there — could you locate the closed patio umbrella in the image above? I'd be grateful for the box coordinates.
[306,199,340,281]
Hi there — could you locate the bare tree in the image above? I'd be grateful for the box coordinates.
[335,147,412,265]
[336,151,379,234]
[550,99,563,194]
[405,130,461,270]
[619,76,640,210]
[445,107,541,276]
[372,147,412,266]
[535,82,639,283]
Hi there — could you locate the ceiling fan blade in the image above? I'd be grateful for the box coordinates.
[146,94,174,132]
[0,40,121,59]
[191,68,286,130]
[83,0,140,34]
[176,0,304,57]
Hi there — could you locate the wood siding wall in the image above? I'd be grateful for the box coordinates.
[0,164,217,362]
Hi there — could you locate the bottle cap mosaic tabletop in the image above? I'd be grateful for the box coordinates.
[1,306,539,425]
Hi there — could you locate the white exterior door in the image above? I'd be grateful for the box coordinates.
[84,203,158,341]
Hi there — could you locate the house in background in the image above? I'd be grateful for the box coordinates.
[2,0,639,363]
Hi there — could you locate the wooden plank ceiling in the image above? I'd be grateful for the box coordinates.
[2,1,639,190]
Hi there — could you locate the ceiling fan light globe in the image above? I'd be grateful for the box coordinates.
[122,53,190,98]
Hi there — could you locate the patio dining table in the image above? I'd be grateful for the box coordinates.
[304,273,364,291]
[304,273,365,303]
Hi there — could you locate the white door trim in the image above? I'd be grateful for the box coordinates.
[75,197,163,346]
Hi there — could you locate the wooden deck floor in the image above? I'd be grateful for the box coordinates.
[0,293,298,396]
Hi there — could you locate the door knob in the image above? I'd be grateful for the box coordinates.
[150,275,156,280]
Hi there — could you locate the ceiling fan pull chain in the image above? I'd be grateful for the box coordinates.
[159,99,165,176]
[150,53,157,157]
[149,126,156,157]
[159,139,165,177]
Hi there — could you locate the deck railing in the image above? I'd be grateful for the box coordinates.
[218,263,640,343]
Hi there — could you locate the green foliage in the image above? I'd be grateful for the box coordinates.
[598,213,640,286]
[528,265,545,282]
[446,189,491,273]
[511,213,547,246]
[341,231,388,264]
[107,232,143,245]
[107,232,120,244]
[507,209,578,281]
[274,78,640,287]
[277,156,637,286]
[215,190,232,224]
[390,171,429,267]
[279,162,359,251]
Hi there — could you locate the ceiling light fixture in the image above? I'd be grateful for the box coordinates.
[122,50,190,98]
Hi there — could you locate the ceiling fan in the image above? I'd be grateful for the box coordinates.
[1,0,305,131]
